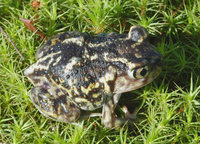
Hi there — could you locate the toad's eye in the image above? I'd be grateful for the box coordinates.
[132,66,149,79]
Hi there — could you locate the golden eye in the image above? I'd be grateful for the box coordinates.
[132,66,149,79]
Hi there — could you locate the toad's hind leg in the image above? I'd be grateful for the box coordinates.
[30,87,80,123]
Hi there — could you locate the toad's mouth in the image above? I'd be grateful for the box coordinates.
[113,66,162,93]
[146,66,162,84]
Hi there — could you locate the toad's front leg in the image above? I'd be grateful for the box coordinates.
[102,93,134,129]
[30,87,80,123]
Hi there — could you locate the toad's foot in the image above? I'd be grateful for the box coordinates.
[122,105,137,120]
[102,94,136,129]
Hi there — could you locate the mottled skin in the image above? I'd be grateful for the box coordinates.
[24,26,162,128]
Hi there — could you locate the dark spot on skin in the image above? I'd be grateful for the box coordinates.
[56,88,61,94]
[74,69,78,74]
[58,95,66,103]
[66,85,70,89]
[59,33,68,40]
[33,79,40,84]
[42,81,51,90]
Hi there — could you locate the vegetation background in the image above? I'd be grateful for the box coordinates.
[0,0,199,143]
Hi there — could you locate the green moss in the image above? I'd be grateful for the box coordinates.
[0,0,199,143]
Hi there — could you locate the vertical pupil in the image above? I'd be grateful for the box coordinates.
[140,68,147,76]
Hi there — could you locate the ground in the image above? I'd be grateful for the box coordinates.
[0,0,200,143]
